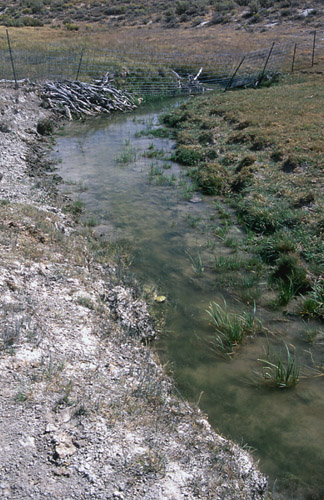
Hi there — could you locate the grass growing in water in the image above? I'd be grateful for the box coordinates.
[115,139,137,164]
[257,342,299,389]
[148,163,177,186]
[186,250,204,274]
[207,300,262,358]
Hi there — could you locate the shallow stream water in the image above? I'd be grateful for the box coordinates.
[54,101,324,500]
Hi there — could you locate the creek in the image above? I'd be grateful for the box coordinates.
[54,100,324,500]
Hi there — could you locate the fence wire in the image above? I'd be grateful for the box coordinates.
[0,31,322,96]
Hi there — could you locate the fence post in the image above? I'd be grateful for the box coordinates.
[76,47,84,81]
[258,41,275,85]
[312,30,317,67]
[291,43,297,73]
[6,30,18,89]
[224,56,246,92]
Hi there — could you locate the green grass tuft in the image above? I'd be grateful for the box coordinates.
[207,299,262,358]
[257,342,299,389]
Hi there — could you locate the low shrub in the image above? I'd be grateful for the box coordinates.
[37,118,54,136]
[65,22,79,31]
[21,16,44,26]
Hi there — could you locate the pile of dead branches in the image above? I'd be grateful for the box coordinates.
[41,74,138,119]
[171,67,211,94]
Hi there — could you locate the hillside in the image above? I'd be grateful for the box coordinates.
[0,0,323,31]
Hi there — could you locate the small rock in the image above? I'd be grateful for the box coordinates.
[53,433,77,460]
[45,423,57,433]
[55,441,77,460]
[59,408,72,423]
[113,492,124,499]
[0,121,11,133]
[19,436,36,449]
[189,195,202,203]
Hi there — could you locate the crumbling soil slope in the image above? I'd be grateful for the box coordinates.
[0,83,268,500]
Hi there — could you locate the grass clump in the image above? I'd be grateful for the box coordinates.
[207,300,262,358]
[271,254,310,305]
[196,161,228,195]
[231,166,254,193]
[257,342,299,389]
[186,250,204,274]
[237,198,299,235]
[63,200,85,218]
[171,145,203,166]
[115,139,137,164]
[256,230,296,264]
[300,279,324,319]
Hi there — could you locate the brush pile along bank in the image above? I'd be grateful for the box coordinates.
[0,82,268,500]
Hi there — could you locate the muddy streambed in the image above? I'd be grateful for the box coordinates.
[53,101,324,499]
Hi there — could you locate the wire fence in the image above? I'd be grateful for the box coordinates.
[1,30,323,96]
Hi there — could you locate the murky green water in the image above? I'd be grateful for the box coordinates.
[54,102,324,500]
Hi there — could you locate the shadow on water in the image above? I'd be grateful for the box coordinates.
[54,100,324,500]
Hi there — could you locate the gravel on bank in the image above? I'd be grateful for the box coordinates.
[0,82,268,500]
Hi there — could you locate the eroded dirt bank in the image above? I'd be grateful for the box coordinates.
[0,83,268,500]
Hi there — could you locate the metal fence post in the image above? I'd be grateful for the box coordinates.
[76,48,84,80]
[312,30,317,67]
[6,30,18,89]
[224,56,245,92]
[258,41,275,85]
[291,43,297,73]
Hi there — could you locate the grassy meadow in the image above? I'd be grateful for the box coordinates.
[162,73,324,312]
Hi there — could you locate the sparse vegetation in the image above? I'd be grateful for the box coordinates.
[115,139,137,164]
[0,0,321,30]
[186,250,204,274]
[63,199,85,217]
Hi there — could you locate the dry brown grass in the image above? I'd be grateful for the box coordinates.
[1,20,323,65]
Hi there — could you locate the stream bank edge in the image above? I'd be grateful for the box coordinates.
[0,82,268,499]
